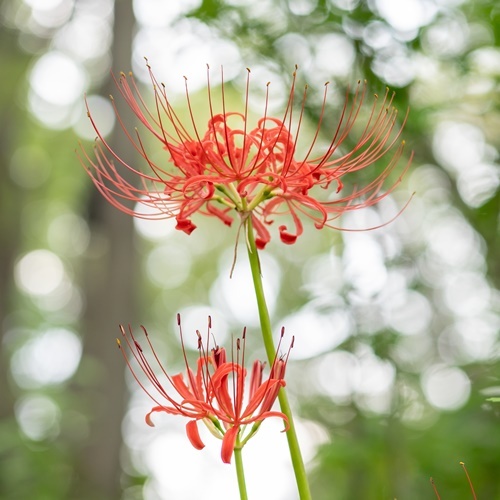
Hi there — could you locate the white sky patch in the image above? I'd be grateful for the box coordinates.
[316,350,359,401]
[342,233,387,297]
[433,122,485,174]
[134,203,178,241]
[24,0,66,8]
[425,212,484,270]
[442,271,491,317]
[15,249,66,297]
[374,0,438,33]
[433,122,499,208]
[211,250,281,327]
[313,33,356,80]
[385,289,433,336]
[280,308,351,359]
[133,0,201,28]
[11,328,82,389]
[132,20,242,94]
[15,394,60,441]
[422,365,471,410]
[288,0,318,16]
[452,316,499,362]
[54,14,112,61]
[30,51,86,106]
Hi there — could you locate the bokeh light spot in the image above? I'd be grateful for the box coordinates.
[11,328,82,388]
[29,51,86,106]
[15,249,65,297]
[422,365,471,410]
[15,394,60,441]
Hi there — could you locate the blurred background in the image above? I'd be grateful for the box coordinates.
[1,0,499,498]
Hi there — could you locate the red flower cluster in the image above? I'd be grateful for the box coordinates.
[80,62,411,248]
[118,315,290,464]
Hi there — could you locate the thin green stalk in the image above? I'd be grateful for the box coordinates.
[244,217,312,500]
[234,446,249,500]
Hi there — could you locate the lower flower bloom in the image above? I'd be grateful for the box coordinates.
[118,314,291,464]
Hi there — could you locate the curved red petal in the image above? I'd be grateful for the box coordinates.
[186,420,205,450]
[221,425,240,464]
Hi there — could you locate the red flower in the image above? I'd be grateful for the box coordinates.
[118,314,290,464]
[80,62,411,248]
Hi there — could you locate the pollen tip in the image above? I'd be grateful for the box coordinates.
[208,315,212,328]
[116,338,121,347]
[281,326,285,336]
[120,71,126,77]
[266,81,271,87]
[459,461,465,465]
[183,75,188,81]
[177,313,181,325]
[295,64,298,70]
[246,67,251,73]
[109,94,114,100]
[374,93,378,98]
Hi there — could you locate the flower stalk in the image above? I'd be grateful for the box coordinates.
[234,445,249,500]
[245,216,312,500]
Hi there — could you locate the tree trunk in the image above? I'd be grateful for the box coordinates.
[69,0,137,497]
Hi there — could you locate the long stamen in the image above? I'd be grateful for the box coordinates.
[430,478,441,500]
[238,68,251,173]
[460,462,477,500]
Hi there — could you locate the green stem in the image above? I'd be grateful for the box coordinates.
[234,446,249,500]
[244,217,312,500]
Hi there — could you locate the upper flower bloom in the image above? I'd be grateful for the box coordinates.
[118,314,290,464]
[80,61,411,248]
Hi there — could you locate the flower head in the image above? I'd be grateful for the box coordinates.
[80,62,411,248]
[118,314,291,464]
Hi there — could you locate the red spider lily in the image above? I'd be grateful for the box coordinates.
[79,61,411,249]
[118,314,291,464]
